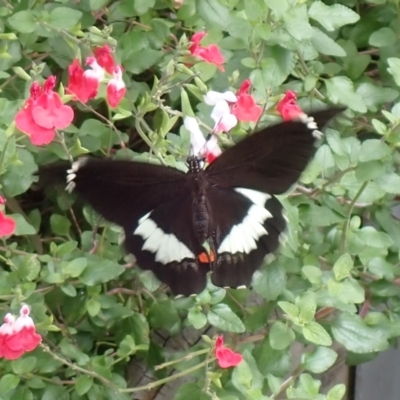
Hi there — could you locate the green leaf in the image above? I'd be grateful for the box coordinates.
[3,149,37,197]
[300,204,345,227]
[124,48,162,74]
[174,383,211,400]
[297,292,317,324]
[369,27,397,47]
[227,17,252,42]
[188,308,207,329]
[11,356,37,374]
[11,214,36,235]
[59,338,90,365]
[284,19,313,40]
[244,0,267,22]
[79,258,125,285]
[231,359,253,391]
[256,339,291,376]
[311,28,346,57]
[252,262,286,301]
[309,1,360,31]
[264,46,295,87]
[208,304,245,333]
[302,347,338,373]
[86,299,101,316]
[117,335,138,358]
[48,7,83,30]
[269,322,295,350]
[371,118,387,135]
[149,300,180,331]
[376,173,400,193]
[358,226,393,248]
[278,301,299,319]
[327,384,346,400]
[333,253,353,281]
[359,139,391,162]
[196,0,230,29]
[302,321,332,346]
[89,0,109,11]
[325,76,367,112]
[133,0,156,14]
[63,258,88,278]
[336,279,365,304]
[299,373,320,397]
[331,313,389,353]
[0,374,20,394]
[50,214,71,236]
[75,376,94,396]
[356,160,386,181]
[42,385,69,400]
[302,265,322,285]
[8,11,37,33]
[387,58,400,87]
[61,284,77,297]
[241,57,257,68]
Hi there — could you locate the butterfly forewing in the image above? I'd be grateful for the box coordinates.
[62,158,187,229]
[205,109,343,194]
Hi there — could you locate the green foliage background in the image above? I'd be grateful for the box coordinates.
[1,0,400,399]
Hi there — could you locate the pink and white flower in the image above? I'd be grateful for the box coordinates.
[106,65,126,108]
[204,80,262,132]
[0,305,41,360]
[184,116,222,164]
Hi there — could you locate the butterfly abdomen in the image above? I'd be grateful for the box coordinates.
[192,194,210,244]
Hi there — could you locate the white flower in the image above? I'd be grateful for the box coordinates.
[204,90,237,105]
[204,91,238,133]
[184,116,222,163]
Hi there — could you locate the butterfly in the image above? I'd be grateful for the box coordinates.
[39,109,342,296]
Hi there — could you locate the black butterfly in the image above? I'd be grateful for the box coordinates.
[40,109,342,296]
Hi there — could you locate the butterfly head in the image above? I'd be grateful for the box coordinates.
[187,155,205,173]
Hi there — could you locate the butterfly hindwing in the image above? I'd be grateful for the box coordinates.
[125,193,209,295]
[206,186,286,288]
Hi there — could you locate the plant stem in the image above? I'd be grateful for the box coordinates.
[339,181,368,254]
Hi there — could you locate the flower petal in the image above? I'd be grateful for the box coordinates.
[233,94,262,122]
[184,116,206,155]
[94,45,116,74]
[204,91,237,106]
[0,211,16,237]
[216,347,243,368]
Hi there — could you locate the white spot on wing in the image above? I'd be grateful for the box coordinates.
[235,188,270,206]
[298,113,322,139]
[134,215,195,264]
[66,157,88,193]
[218,188,273,254]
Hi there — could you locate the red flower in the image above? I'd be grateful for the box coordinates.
[0,196,5,205]
[231,79,262,122]
[31,76,74,130]
[215,336,243,368]
[0,306,41,360]
[276,90,304,121]
[66,59,99,103]
[0,210,15,237]
[15,82,55,145]
[15,77,74,145]
[189,32,225,71]
[94,45,116,74]
[107,65,126,108]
